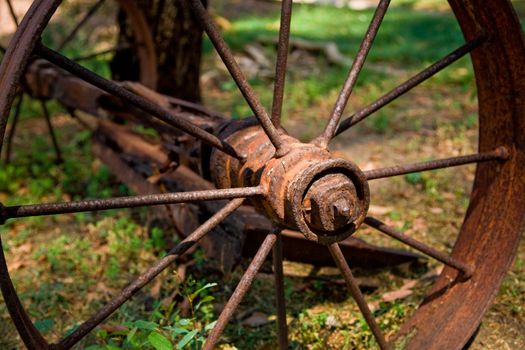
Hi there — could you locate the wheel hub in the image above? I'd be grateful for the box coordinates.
[210,121,369,244]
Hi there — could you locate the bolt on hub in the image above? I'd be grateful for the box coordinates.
[210,121,369,244]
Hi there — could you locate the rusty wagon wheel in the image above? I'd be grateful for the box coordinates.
[0,0,157,164]
[0,0,524,349]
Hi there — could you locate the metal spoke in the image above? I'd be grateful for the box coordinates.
[187,0,287,156]
[57,0,106,52]
[41,100,63,164]
[0,187,263,222]
[4,93,23,164]
[271,0,293,129]
[36,45,242,160]
[365,217,473,278]
[6,0,19,27]
[364,146,508,180]
[204,232,277,350]
[317,0,390,147]
[72,44,132,62]
[329,243,391,350]
[335,35,486,136]
[55,198,245,349]
[273,227,288,349]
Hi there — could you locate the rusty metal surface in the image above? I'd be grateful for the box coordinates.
[4,92,22,163]
[40,99,63,163]
[243,226,422,268]
[113,0,158,89]
[0,0,523,348]
[364,146,509,180]
[36,44,243,160]
[0,0,61,155]
[270,0,292,129]
[0,2,61,348]
[395,1,525,349]
[24,58,106,115]
[94,119,422,269]
[0,237,48,349]
[211,124,370,244]
[188,0,287,156]
[1,186,262,222]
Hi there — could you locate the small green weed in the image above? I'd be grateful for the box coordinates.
[92,277,217,350]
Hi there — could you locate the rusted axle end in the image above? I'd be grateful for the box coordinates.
[210,121,370,244]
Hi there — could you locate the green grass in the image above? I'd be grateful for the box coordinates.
[213,4,464,62]
[203,2,474,138]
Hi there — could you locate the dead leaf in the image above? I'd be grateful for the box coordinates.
[442,192,455,200]
[368,205,394,215]
[411,218,427,232]
[367,301,380,313]
[150,278,162,298]
[15,243,33,254]
[241,312,271,327]
[421,266,444,282]
[355,277,381,291]
[62,277,75,284]
[430,207,444,214]
[99,323,128,333]
[86,292,101,304]
[401,279,418,290]
[9,260,25,271]
[382,289,413,302]
[214,15,232,30]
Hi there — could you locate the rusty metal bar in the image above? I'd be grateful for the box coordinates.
[4,93,22,164]
[57,0,106,51]
[365,217,473,278]
[317,0,390,147]
[164,95,226,121]
[0,187,263,222]
[35,45,243,160]
[41,100,63,164]
[0,237,49,349]
[93,120,422,269]
[6,0,19,27]
[335,35,486,136]
[272,228,288,349]
[55,198,245,349]
[329,243,391,350]
[187,0,287,156]
[271,0,293,129]
[72,44,131,62]
[204,233,277,350]
[364,147,508,180]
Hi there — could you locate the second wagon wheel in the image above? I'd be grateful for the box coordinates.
[0,0,524,349]
[0,0,157,163]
